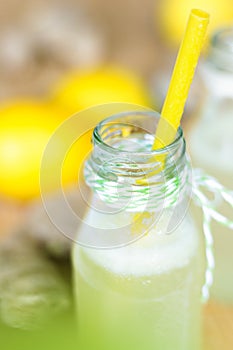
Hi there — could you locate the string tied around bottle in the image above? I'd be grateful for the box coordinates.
[192,168,233,302]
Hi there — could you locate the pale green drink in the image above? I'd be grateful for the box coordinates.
[73,111,204,350]
[73,215,202,350]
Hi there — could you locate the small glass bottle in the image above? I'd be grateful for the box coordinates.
[189,27,233,303]
[73,111,204,350]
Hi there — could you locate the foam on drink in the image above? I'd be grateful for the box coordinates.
[76,213,198,277]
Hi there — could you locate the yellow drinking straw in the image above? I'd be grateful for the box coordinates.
[153,9,209,151]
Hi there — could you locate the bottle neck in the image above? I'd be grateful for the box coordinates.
[201,28,233,98]
[207,27,233,73]
[84,111,190,213]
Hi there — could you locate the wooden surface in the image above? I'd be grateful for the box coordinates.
[0,203,233,349]
[204,302,233,350]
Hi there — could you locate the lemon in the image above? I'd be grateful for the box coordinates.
[158,0,233,47]
[51,66,152,114]
[0,100,89,201]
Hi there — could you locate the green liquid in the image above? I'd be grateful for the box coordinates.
[73,215,203,350]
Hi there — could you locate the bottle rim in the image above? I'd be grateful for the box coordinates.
[84,110,190,223]
[211,27,233,54]
[208,26,233,72]
[93,110,184,157]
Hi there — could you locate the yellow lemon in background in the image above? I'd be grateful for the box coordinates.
[51,66,152,114]
[0,100,89,201]
[158,0,233,47]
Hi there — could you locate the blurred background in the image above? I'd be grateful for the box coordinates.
[1,0,233,203]
[0,0,233,348]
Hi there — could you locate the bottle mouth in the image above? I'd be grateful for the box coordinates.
[84,110,189,216]
[212,27,233,53]
[87,111,186,183]
[93,110,184,157]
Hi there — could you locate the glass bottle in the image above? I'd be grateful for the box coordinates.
[73,111,204,350]
[189,27,233,303]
